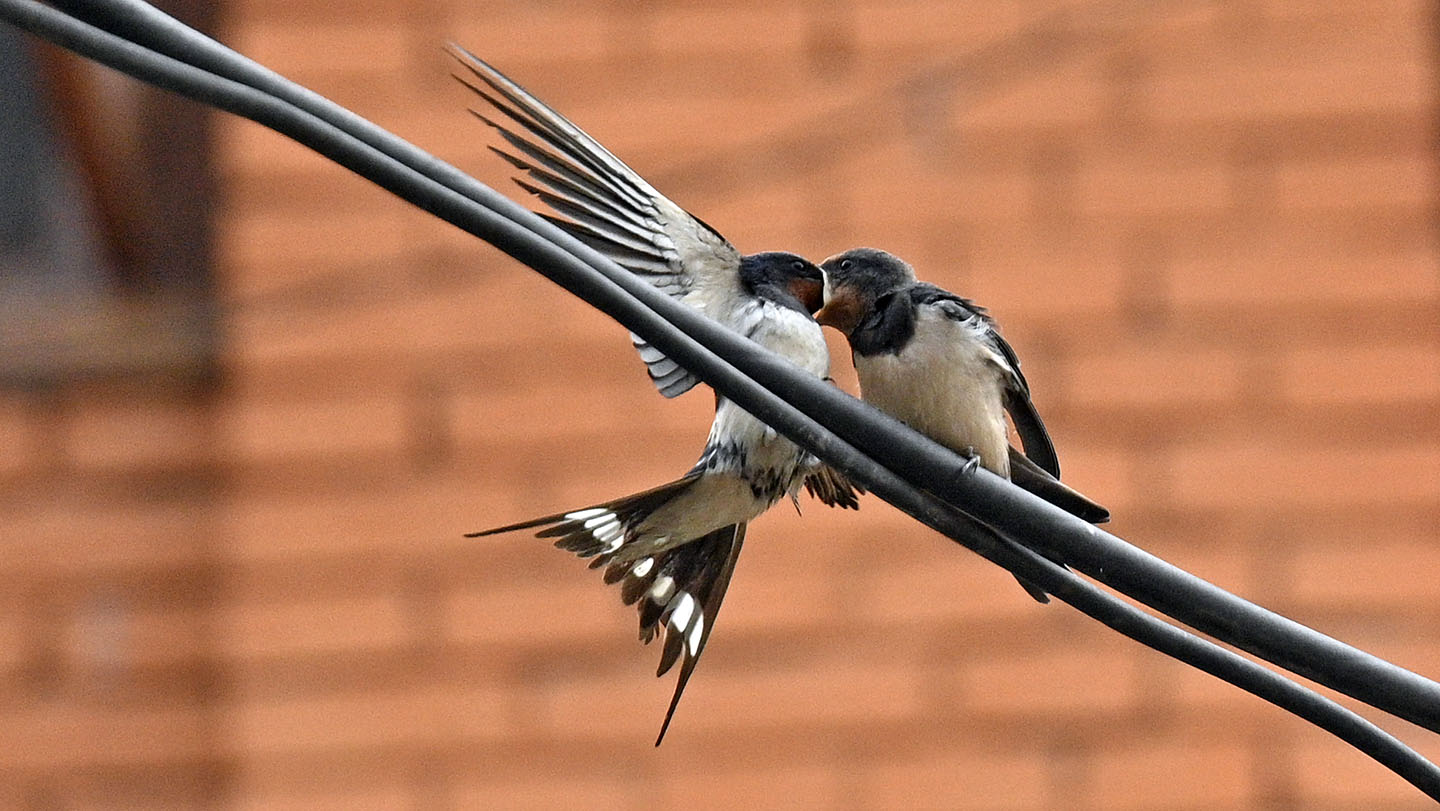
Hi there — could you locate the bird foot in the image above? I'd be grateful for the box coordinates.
[959,447,981,475]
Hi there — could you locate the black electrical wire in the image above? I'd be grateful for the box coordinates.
[32,2,1440,739]
[6,0,1440,797]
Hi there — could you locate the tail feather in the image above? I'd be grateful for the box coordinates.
[466,479,744,744]
[644,524,746,746]
[464,473,704,561]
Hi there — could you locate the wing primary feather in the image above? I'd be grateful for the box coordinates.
[475,113,654,225]
[490,146,656,237]
[453,72,632,199]
[483,134,647,221]
[516,181,668,257]
[535,214,676,275]
[449,45,654,206]
[1005,392,1060,478]
[1008,447,1109,523]
[451,45,741,397]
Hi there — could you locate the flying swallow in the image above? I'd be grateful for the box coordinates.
[452,49,861,743]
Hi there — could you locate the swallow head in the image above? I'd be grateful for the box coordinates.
[816,248,915,335]
[740,251,825,313]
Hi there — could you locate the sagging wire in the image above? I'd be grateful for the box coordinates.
[5,0,1438,797]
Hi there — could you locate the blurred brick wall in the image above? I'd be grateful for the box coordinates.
[3,0,1439,808]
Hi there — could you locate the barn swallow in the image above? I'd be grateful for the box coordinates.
[816,247,1107,602]
[452,48,861,744]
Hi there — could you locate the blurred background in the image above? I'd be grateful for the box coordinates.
[2,0,1438,807]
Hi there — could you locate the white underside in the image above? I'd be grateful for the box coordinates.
[855,307,1012,477]
[623,300,830,561]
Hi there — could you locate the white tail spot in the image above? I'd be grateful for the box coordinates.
[667,593,696,636]
[649,576,676,604]
[565,507,608,521]
[686,612,705,655]
[582,513,618,530]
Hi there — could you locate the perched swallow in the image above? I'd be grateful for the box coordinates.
[816,247,1107,602]
[452,49,861,744]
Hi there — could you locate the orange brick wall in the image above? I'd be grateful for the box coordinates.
[3,0,1439,807]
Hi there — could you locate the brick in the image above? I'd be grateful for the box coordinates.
[960,644,1145,719]
[1159,652,1283,719]
[1167,239,1440,307]
[1040,443,1135,518]
[1088,740,1257,809]
[453,773,639,811]
[1289,540,1440,610]
[657,762,842,809]
[1291,735,1440,808]
[452,374,708,450]
[232,0,416,21]
[230,683,507,754]
[552,82,845,159]
[0,704,210,770]
[963,61,1108,132]
[860,749,1050,810]
[230,783,418,811]
[221,594,415,659]
[705,547,845,637]
[98,603,212,670]
[63,394,214,473]
[1275,154,1435,211]
[214,117,343,186]
[1276,342,1440,405]
[0,393,42,477]
[442,578,627,647]
[2,495,217,574]
[1140,3,1426,72]
[854,548,1053,627]
[964,231,1128,319]
[530,660,674,742]
[648,655,927,733]
[217,209,411,302]
[647,4,812,56]
[1168,439,1440,511]
[447,8,616,72]
[1143,57,1430,123]
[227,19,414,84]
[225,478,505,561]
[7,1,1439,807]
[219,390,410,466]
[1074,160,1233,217]
[1065,344,1247,410]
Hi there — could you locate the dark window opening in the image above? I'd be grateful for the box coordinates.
[0,3,219,389]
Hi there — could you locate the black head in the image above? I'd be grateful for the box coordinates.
[738,251,825,313]
[816,248,916,334]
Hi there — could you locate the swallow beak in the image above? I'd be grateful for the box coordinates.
[788,277,824,314]
[814,284,863,334]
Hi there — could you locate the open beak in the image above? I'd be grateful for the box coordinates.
[814,285,863,334]
[788,277,824,314]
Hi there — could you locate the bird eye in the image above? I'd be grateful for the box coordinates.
[840,259,853,270]
[791,260,805,273]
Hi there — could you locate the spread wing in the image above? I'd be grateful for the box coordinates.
[450,46,744,398]
[912,284,1061,477]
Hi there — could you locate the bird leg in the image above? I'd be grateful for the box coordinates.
[959,447,982,475]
